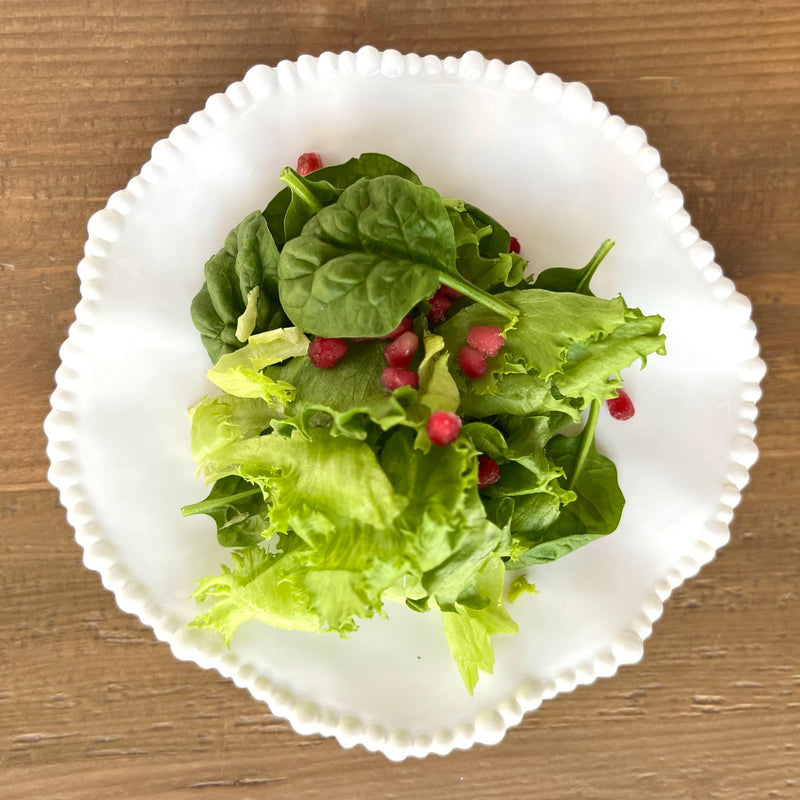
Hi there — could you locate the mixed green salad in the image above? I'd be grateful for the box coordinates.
[183,152,666,693]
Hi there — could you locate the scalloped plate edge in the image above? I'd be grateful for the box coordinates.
[44,47,765,762]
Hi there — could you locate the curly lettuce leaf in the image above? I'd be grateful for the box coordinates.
[416,332,460,414]
[441,557,518,694]
[199,428,402,540]
[206,327,308,404]
[378,428,511,611]
[269,340,418,439]
[191,429,410,638]
[189,394,278,466]
[441,288,665,413]
[190,540,323,641]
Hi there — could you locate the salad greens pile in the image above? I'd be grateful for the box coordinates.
[184,153,666,693]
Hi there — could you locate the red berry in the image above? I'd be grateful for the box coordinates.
[308,337,347,368]
[428,291,451,324]
[381,367,419,391]
[606,388,635,420]
[477,456,501,489]
[382,315,413,339]
[384,331,419,368]
[427,410,462,446]
[458,345,488,379]
[466,325,505,357]
[296,152,323,176]
[438,284,463,300]
[509,236,521,254]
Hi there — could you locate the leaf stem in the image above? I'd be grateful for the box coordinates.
[567,400,600,490]
[181,488,261,517]
[575,239,615,295]
[279,167,323,214]
[437,272,519,322]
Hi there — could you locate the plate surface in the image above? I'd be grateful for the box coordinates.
[44,48,764,760]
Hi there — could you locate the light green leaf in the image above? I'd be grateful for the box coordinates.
[235,286,261,342]
[207,327,308,403]
[189,394,278,466]
[417,333,460,414]
[441,557,518,694]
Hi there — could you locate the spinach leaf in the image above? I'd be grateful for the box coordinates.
[507,432,624,568]
[264,153,422,247]
[446,205,527,295]
[531,239,615,295]
[464,203,511,257]
[191,211,288,363]
[277,175,518,337]
[182,475,268,548]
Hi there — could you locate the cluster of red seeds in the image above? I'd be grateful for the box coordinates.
[457,325,505,380]
[380,317,420,390]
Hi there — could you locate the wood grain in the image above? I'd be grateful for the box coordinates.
[1,1,798,797]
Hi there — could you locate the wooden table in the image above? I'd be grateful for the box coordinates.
[3,1,798,797]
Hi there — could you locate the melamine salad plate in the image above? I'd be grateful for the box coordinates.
[44,48,764,760]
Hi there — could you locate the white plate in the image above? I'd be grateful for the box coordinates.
[44,48,764,761]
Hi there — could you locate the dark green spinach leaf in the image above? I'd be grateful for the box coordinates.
[182,475,268,547]
[264,153,422,247]
[190,211,287,363]
[277,175,518,337]
[507,433,624,568]
[531,239,615,295]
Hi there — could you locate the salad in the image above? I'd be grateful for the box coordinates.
[182,152,666,693]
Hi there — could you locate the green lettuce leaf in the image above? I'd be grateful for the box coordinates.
[441,557,518,694]
[378,429,511,611]
[441,288,665,413]
[190,540,323,641]
[269,340,418,439]
[416,332,460,414]
[191,428,411,638]
[189,394,278,466]
[206,327,308,404]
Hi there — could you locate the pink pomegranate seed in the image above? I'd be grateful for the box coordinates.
[458,345,488,379]
[438,284,463,300]
[296,152,323,176]
[466,325,505,357]
[427,410,462,446]
[607,388,635,420]
[427,291,451,324]
[384,331,419,368]
[509,236,521,254]
[381,367,419,391]
[308,337,347,368]
[382,315,413,339]
[477,456,501,489]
